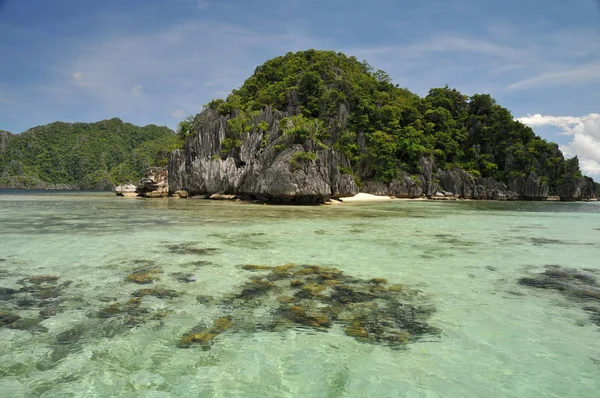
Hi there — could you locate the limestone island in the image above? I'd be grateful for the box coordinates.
[166,50,597,203]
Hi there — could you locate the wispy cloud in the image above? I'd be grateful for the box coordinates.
[131,84,144,98]
[508,62,600,90]
[196,0,209,10]
[517,113,600,177]
[57,20,314,125]
[170,109,186,118]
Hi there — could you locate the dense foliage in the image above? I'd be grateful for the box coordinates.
[0,118,177,189]
[203,50,588,190]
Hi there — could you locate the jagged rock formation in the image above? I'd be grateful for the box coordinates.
[169,108,358,203]
[169,107,596,202]
[136,167,168,198]
[114,184,137,197]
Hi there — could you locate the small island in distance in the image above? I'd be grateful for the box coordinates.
[1,50,597,202]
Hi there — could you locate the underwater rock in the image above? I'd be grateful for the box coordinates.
[345,320,369,339]
[93,297,162,329]
[9,317,47,332]
[166,243,219,256]
[0,312,21,326]
[0,287,18,301]
[241,264,273,271]
[196,295,214,304]
[126,267,162,284]
[55,324,86,345]
[99,303,122,318]
[132,288,179,299]
[179,316,233,348]
[26,276,59,284]
[519,266,600,326]
[38,307,59,318]
[8,275,71,310]
[235,279,276,299]
[171,272,198,283]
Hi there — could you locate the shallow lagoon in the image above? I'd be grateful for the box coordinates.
[1,192,599,397]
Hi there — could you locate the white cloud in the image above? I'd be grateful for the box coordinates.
[131,84,144,97]
[171,109,186,118]
[517,113,600,177]
[72,72,83,80]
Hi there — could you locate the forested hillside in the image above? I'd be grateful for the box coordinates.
[197,50,591,195]
[0,118,177,189]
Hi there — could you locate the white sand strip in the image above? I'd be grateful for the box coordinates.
[338,193,394,202]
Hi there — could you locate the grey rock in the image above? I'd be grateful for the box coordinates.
[115,184,137,196]
[557,177,597,201]
[136,167,168,198]
[508,172,549,200]
[168,108,358,203]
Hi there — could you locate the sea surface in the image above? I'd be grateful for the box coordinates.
[1,190,599,397]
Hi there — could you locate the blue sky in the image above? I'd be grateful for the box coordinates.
[1,0,599,176]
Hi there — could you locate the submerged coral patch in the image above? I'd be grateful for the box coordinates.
[94,297,167,328]
[165,243,219,256]
[179,316,233,349]
[126,267,162,284]
[519,265,600,326]
[179,264,439,349]
[132,287,179,299]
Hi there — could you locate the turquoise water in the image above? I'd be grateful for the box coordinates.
[1,191,599,397]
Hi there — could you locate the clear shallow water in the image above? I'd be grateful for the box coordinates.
[0,192,599,397]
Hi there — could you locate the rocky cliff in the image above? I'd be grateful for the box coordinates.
[169,108,358,203]
[0,130,12,153]
[169,107,597,202]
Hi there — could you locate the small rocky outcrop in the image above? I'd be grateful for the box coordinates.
[114,184,137,197]
[136,167,168,198]
[115,167,169,198]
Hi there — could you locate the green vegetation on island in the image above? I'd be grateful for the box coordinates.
[0,118,177,189]
[199,49,592,192]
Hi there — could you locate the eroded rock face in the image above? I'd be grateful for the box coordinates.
[557,177,597,201]
[115,184,137,197]
[508,172,549,200]
[435,168,519,200]
[168,108,359,203]
[136,167,168,198]
[168,108,595,202]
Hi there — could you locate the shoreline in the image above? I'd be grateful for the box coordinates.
[1,189,597,203]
